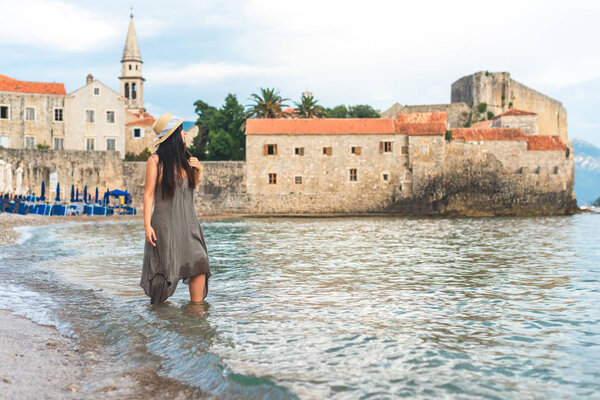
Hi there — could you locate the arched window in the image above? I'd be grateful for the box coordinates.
[124,83,130,99]
[132,83,137,100]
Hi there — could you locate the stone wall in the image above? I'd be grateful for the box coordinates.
[492,114,538,135]
[451,72,567,140]
[381,103,471,128]
[0,92,65,149]
[0,148,124,198]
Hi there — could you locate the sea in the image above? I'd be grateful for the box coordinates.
[0,214,599,399]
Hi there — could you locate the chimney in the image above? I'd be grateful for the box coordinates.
[86,74,94,85]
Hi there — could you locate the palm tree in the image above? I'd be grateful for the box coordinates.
[246,88,289,119]
[294,93,325,118]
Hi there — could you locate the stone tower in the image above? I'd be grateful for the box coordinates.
[119,13,145,111]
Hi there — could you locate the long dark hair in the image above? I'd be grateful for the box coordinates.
[156,125,196,199]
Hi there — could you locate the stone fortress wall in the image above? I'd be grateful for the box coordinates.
[451,72,567,141]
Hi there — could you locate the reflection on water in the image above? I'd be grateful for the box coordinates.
[1,215,599,399]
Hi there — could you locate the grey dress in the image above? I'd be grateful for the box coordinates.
[140,175,210,304]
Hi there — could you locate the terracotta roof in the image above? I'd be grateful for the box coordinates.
[470,120,493,129]
[126,117,155,126]
[492,109,536,120]
[453,128,527,141]
[245,118,397,135]
[0,74,66,95]
[395,112,446,135]
[127,110,154,119]
[526,135,566,151]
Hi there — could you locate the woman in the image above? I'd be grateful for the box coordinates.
[140,112,211,305]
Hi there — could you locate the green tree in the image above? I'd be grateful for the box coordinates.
[325,105,349,118]
[324,104,380,118]
[294,93,325,118]
[348,104,380,118]
[189,94,247,161]
[190,100,217,160]
[206,129,234,160]
[246,88,289,119]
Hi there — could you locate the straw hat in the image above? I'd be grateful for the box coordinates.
[152,112,184,148]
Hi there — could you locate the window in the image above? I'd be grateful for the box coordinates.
[323,146,332,155]
[295,176,303,184]
[93,87,100,96]
[53,137,63,150]
[136,65,138,70]
[404,171,411,181]
[0,105,9,119]
[554,166,559,174]
[379,141,392,152]
[25,107,35,121]
[295,147,304,156]
[0,135,8,147]
[85,109,95,123]
[54,108,63,122]
[420,144,429,155]
[349,168,358,181]
[351,146,361,155]
[106,138,116,151]
[125,83,130,99]
[86,138,95,151]
[382,173,389,181]
[106,111,115,124]
[132,83,137,100]
[133,128,142,138]
[264,144,277,155]
[129,64,132,70]
[268,173,277,184]
[25,136,35,149]
[401,146,408,155]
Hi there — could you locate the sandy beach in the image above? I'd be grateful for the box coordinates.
[0,214,204,399]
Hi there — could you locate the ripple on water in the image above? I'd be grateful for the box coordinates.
[0,214,599,399]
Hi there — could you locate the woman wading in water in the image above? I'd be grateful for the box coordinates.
[140,113,211,305]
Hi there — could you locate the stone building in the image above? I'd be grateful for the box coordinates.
[245,111,574,215]
[383,71,568,142]
[451,71,567,140]
[0,74,66,150]
[65,75,126,157]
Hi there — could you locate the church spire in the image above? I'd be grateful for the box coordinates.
[122,13,142,63]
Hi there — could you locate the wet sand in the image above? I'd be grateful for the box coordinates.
[0,214,206,399]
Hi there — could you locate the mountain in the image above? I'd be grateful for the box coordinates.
[573,138,600,205]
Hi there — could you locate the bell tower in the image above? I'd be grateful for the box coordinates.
[120,13,145,111]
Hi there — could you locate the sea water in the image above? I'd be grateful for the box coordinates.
[0,215,599,399]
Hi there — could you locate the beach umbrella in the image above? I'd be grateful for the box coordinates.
[76,187,79,201]
[55,182,61,202]
[0,160,4,193]
[40,181,45,201]
[94,187,99,203]
[103,189,109,204]
[83,186,87,203]
[5,163,12,194]
[15,167,23,195]
[70,185,75,202]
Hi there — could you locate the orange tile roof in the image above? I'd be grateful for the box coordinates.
[453,128,527,141]
[525,135,566,151]
[395,112,446,135]
[470,120,493,129]
[126,117,155,126]
[0,74,66,95]
[127,110,154,119]
[492,109,536,120]
[245,118,397,135]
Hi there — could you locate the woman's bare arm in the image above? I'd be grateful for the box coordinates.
[144,155,159,246]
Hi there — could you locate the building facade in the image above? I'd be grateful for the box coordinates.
[0,74,66,150]
[65,75,126,157]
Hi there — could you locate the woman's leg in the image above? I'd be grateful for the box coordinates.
[188,274,206,303]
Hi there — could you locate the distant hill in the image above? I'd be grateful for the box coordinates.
[573,138,600,204]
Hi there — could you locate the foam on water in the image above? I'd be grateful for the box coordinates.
[0,215,599,399]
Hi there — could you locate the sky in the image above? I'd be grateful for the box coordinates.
[1,0,599,146]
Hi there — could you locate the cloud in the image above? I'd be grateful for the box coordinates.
[146,62,285,85]
[0,0,119,52]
